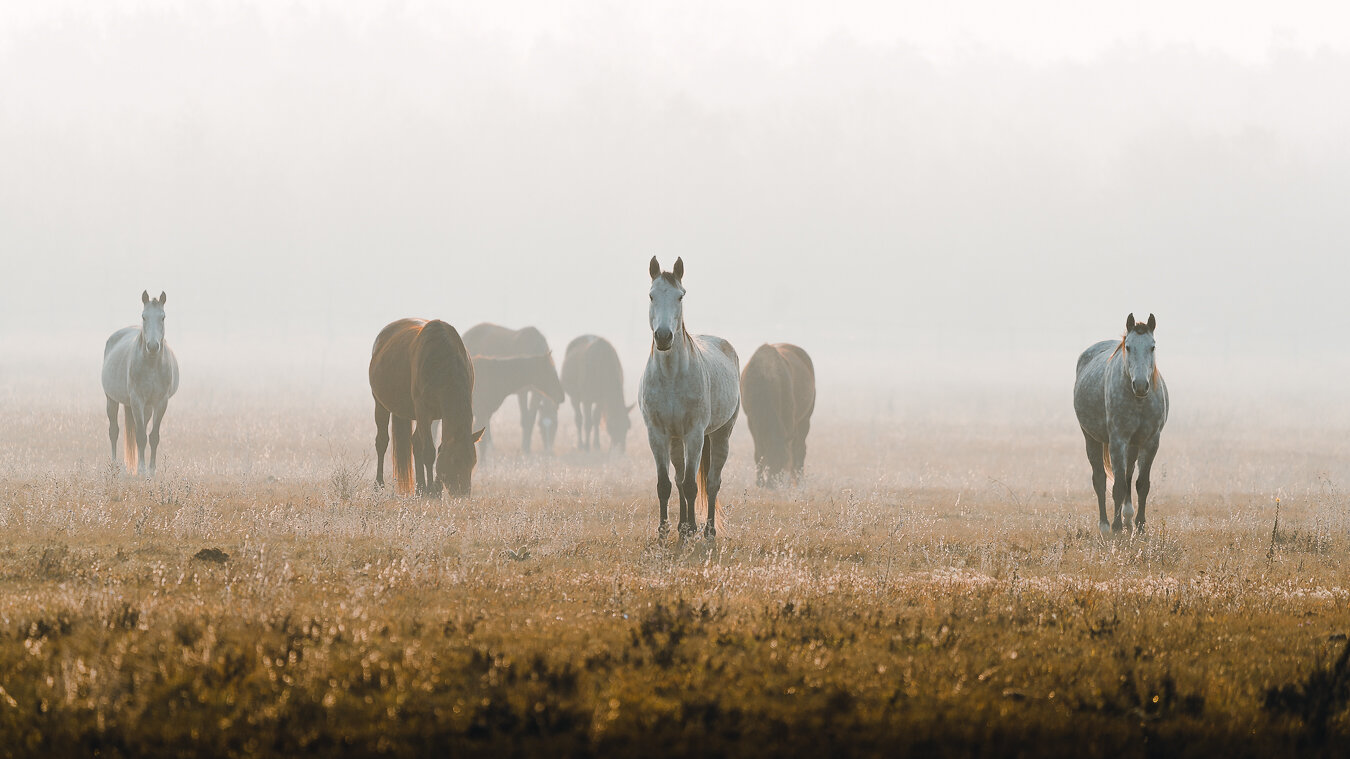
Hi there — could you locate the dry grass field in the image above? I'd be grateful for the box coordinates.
[3,375,1350,757]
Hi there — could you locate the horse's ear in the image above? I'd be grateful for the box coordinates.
[471,427,485,443]
[1125,313,1136,331]
[141,290,150,304]
[158,291,166,305]
[649,256,660,280]
[1146,313,1156,333]
[673,257,684,280]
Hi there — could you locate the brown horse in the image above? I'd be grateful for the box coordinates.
[561,334,634,453]
[468,353,566,460]
[739,343,815,487]
[462,323,562,455]
[369,319,483,497]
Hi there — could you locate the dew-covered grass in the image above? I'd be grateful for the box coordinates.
[2,382,1350,757]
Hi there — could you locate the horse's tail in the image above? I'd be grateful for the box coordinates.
[391,416,414,495]
[122,405,137,472]
[697,436,721,532]
[1101,442,1114,482]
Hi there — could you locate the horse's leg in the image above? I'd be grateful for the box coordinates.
[1083,431,1109,536]
[1135,439,1159,531]
[648,428,673,537]
[131,399,151,477]
[679,432,704,537]
[519,392,535,455]
[374,403,390,487]
[148,399,168,475]
[1123,443,1140,533]
[1108,437,1130,533]
[411,422,429,495]
[572,399,584,450]
[791,417,811,487]
[587,403,600,451]
[705,427,733,539]
[106,397,120,465]
[669,436,689,534]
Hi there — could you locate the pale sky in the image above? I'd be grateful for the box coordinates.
[2,0,1349,400]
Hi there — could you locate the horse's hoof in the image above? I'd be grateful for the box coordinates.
[1111,520,1124,534]
[1098,521,1111,537]
[658,521,670,539]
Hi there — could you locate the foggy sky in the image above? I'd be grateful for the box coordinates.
[3,1,1349,403]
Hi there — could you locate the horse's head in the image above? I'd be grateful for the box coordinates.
[1121,313,1158,398]
[607,403,636,454]
[140,290,167,356]
[437,427,485,497]
[648,256,685,352]
[536,352,566,405]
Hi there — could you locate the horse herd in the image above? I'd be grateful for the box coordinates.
[99,258,1165,540]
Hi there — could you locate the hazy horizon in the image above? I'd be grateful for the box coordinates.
[4,1,1349,412]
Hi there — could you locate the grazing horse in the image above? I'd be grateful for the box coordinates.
[639,257,739,538]
[561,334,634,454]
[102,290,180,476]
[462,323,562,455]
[1073,313,1169,535]
[469,353,566,459]
[740,343,816,487]
[370,319,483,497]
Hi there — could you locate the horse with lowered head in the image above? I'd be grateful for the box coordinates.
[640,256,739,539]
[467,352,565,461]
[102,290,180,476]
[740,343,815,487]
[1073,313,1169,535]
[370,318,483,497]
[561,334,634,454]
[462,323,563,456]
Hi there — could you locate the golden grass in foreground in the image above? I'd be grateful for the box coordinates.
[2,388,1350,757]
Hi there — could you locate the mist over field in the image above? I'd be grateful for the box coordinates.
[3,0,1350,417]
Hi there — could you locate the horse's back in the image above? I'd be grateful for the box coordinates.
[774,343,815,421]
[1074,340,1118,438]
[463,323,547,357]
[694,334,740,429]
[741,344,788,424]
[412,320,475,424]
[563,335,621,404]
[370,319,427,418]
[101,328,137,399]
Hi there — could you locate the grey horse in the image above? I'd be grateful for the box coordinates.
[1073,313,1168,535]
[102,291,180,476]
[640,257,740,539]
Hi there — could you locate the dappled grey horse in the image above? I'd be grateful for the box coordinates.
[1073,313,1168,535]
[640,257,740,539]
[102,291,180,476]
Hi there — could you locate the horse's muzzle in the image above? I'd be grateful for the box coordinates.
[653,328,673,351]
[1132,379,1150,398]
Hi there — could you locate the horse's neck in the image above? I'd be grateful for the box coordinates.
[651,330,696,378]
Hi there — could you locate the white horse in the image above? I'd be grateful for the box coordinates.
[639,257,740,538]
[102,291,180,476]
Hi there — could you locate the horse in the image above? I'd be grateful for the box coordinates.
[102,290,180,476]
[468,353,566,459]
[639,257,740,539]
[1073,313,1169,535]
[561,334,634,454]
[740,343,816,487]
[462,323,562,455]
[369,318,483,497]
